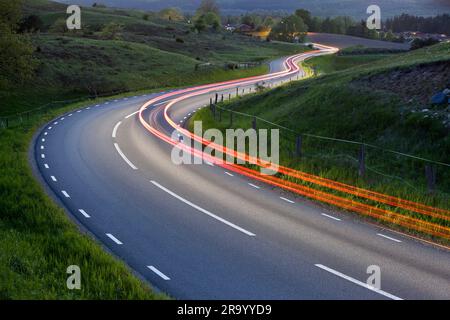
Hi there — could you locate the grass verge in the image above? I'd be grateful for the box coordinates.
[0,90,172,299]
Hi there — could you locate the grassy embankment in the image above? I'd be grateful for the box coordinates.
[190,43,450,241]
[0,0,310,298]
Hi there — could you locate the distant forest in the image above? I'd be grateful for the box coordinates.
[384,14,450,34]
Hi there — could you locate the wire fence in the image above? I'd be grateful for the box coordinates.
[208,101,450,198]
[0,89,129,129]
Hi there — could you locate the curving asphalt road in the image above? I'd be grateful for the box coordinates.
[32,46,450,300]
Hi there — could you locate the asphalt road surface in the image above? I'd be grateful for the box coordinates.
[32,46,449,299]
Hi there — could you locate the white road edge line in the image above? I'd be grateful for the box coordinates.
[315,264,403,300]
[147,266,170,280]
[321,213,341,221]
[225,172,234,177]
[377,233,402,243]
[150,180,255,237]
[280,197,295,204]
[78,209,91,218]
[112,121,122,138]
[61,190,70,198]
[248,183,260,189]
[114,143,138,170]
[106,233,123,245]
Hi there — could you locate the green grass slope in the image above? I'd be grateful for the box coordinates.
[191,43,450,210]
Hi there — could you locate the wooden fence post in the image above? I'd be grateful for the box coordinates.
[425,164,436,193]
[359,144,366,177]
[295,135,302,157]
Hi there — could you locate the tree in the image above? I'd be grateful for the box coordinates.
[262,16,275,27]
[295,9,312,29]
[0,0,36,88]
[195,12,221,32]
[194,15,207,32]
[196,0,220,16]
[241,15,255,28]
[18,15,43,33]
[49,18,68,34]
[99,22,124,40]
[203,12,221,30]
[159,8,184,21]
[270,15,308,42]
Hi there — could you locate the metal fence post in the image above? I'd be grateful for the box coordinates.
[230,112,233,126]
[295,135,302,157]
[215,93,218,104]
[359,144,366,177]
[425,164,436,193]
[252,117,257,130]
[221,94,224,102]
[236,87,239,97]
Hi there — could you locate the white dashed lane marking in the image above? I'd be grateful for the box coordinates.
[61,190,70,198]
[377,233,402,243]
[78,209,91,218]
[280,197,295,204]
[147,266,170,281]
[150,180,255,237]
[106,233,123,245]
[321,213,341,221]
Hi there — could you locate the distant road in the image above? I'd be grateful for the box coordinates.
[307,32,411,50]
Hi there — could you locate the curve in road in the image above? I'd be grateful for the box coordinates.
[32,44,450,299]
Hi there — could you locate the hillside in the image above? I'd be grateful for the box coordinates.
[191,43,450,209]
[1,0,306,116]
[56,0,450,18]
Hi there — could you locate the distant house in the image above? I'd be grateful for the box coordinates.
[224,24,236,32]
[395,31,449,43]
[233,24,271,40]
[235,24,253,33]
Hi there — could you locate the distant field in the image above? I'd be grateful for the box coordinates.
[303,53,392,75]
[307,32,411,50]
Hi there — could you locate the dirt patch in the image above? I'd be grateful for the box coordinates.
[354,61,450,105]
